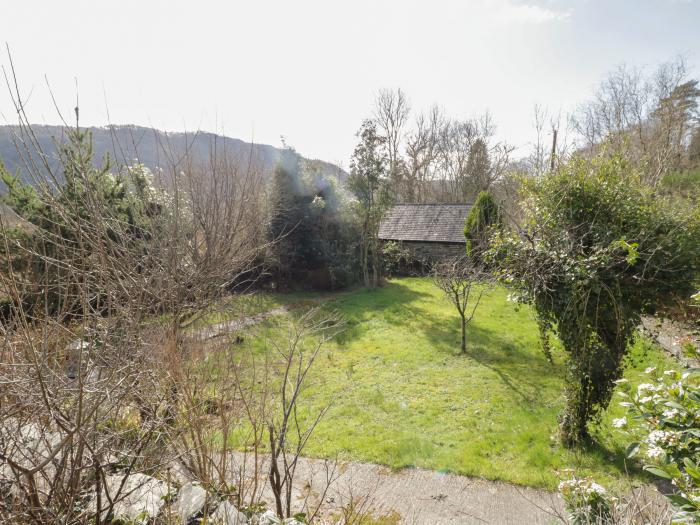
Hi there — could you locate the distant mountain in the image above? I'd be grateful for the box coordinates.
[0,124,346,188]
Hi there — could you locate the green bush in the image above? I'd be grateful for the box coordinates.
[267,155,360,290]
[1,129,162,316]
[381,240,410,277]
[464,191,501,259]
[616,366,700,523]
[491,154,700,445]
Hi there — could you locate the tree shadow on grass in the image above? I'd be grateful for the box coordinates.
[330,279,433,345]
[330,279,562,407]
[569,437,655,481]
[416,310,562,406]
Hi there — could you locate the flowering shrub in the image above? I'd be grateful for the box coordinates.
[615,366,700,523]
[559,476,615,524]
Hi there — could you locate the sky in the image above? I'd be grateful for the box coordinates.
[1,0,699,167]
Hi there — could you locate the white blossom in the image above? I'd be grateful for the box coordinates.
[648,430,666,444]
[662,408,679,419]
[612,417,627,428]
[588,482,607,495]
[646,445,664,459]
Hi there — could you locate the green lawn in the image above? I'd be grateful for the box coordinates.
[231,277,678,490]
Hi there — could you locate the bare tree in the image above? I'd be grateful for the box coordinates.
[374,88,410,197]
[432,256,490,353]
[527,105,573,177]
[266,308,345,519]
[0,54,268,523]
[404,105,444,202]
[572,57,699,186]
[434,113,513,203]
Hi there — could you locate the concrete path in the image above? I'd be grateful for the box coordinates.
[194,291,350,340]
[219,453,566,525]
[197,305,291,339]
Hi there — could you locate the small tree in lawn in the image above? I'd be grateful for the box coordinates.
[490,154,700,446]
[433,256,489,353]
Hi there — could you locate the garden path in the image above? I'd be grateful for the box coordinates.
[199,452,570,525]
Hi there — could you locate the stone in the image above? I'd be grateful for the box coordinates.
[211,501,248,525]
[93,473,170,524]
[64,340,90,379]
[0,420,62,500]
[173,481,208,522]
[254,511,301,525]
[256,510,281,525]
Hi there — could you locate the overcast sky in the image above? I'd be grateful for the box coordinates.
[1,0,699,166]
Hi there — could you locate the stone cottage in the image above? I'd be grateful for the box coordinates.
[378,203,471,263]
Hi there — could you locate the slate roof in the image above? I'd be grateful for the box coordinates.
[378,204,472,244]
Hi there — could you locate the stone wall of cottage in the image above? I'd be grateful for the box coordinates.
[402,241,465,261]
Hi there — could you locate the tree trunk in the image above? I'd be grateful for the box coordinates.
[361,238,369,288]
[371,239,380,289]
[559,363,594,447]
[559,387,591,447]
[461,316,466,353]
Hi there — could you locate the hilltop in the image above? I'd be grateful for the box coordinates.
[0,124,346,187]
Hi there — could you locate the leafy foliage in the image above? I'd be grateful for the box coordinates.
[381,240,411,277]
[616,366,700,523]
[559,476,615,525]
[267,153,359,290]
[348,120,392,288]
[490,155,700,445]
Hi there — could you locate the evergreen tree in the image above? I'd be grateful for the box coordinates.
[267,154,359,289]
[466,138,491,195]
[1,128,157,315]
[464,191,501,259]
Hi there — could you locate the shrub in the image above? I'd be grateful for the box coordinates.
[267,155,360,290]
[616,366,700,523]
[464,191,501,259]
[1,130,163,316]
[559,476,615,525]
[381,240,410,277]
[490,155,700,446]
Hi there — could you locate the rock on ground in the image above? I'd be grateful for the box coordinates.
[0,420,62,500]
[93,472,170,524]
[212,501,248,524]
[173,481,208,522]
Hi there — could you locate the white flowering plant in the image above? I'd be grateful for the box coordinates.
[559,475,615,525]
[615,366,700,523]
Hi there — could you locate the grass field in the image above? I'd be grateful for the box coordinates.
[227,277,677,490]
